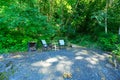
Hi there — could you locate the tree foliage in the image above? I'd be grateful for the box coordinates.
[0,0,120,53]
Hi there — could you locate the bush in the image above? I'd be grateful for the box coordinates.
[70,35,98,49]
[98,33,119,51]
[0,5,57,54]
[112,44,120,56]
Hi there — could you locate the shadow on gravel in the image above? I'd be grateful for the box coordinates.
[1,48,120,80]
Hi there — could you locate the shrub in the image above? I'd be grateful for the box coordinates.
[112,44,120,56]
[98,33,119,51]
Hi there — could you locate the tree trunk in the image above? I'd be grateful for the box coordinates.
[118,26,120,35]
[105,0,108,34]
[105,14,107,34]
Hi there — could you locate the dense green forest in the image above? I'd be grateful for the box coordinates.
[0,0,120,55]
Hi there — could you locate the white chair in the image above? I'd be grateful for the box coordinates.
[41,40,53,51]
[41,40,48,47]
[59,40,65,49]
[41,40,49,51]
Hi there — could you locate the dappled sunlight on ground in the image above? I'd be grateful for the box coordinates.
[81,50,88,54]
[99,56,106,60]
[87,64,96,68]
[2,48,119,80]
[57,56,68,60]
[32,55,73,73]
[56,60,73,72]
[12,54,24,59]
[75,56,84,60]
[30,54,73,80]
[85,57,98,65]
[32,61,52,67]
[75,50,88,56]
[46,58,58,63]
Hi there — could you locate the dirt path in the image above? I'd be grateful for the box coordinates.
[0,48,120,80]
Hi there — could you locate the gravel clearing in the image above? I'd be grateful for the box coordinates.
[0,48,120,80]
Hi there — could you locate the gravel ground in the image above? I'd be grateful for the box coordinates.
[0,48,120,80]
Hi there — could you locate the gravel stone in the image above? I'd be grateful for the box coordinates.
[0,48,120,80]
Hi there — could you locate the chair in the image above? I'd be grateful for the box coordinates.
[41,40,52,51]
[58,40,66,49]
[28,42,37,52]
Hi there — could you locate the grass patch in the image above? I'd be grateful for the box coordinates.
[0,72,8,80]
